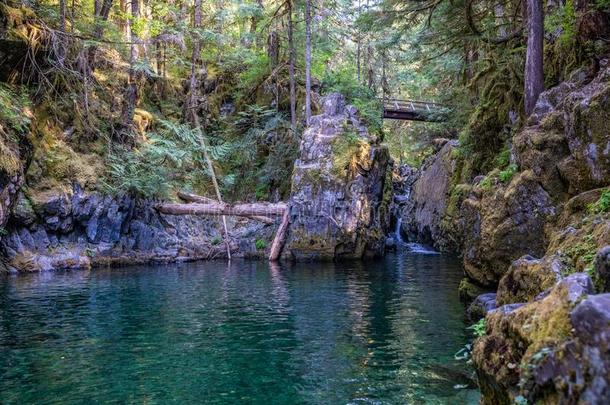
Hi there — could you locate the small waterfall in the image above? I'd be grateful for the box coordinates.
[395,217,404,244]
[395,214,440,255]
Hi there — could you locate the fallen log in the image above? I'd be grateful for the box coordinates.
[269,207,290,261]
[177,191,275,224]
[157,202,287,217]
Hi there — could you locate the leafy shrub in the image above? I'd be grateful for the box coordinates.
[255,239,267,250]
[102,120,234,198]
[0,83,30,133]
[220,105,296,200]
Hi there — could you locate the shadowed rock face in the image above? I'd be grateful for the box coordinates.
[1,185,276,272]
[399,140,460,252]
[283,93,389,261]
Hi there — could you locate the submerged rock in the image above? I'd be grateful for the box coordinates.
[282,93,389,260]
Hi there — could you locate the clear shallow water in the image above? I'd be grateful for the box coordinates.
[0,253,479,404]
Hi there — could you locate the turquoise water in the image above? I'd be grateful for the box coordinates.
[0,253,479,404]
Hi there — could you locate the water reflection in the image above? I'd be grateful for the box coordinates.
[0,254,479,404]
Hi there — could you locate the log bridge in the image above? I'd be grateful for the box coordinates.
[157,191,289,262]
[381,98,448,122]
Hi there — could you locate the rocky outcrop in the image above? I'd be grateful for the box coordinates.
[395,63,610,403]
[0,173,24,232]
[473,274,609,404]
[460,171,557,286]
[399,140,461,252]
[466,65,610,403]
[282,93,389,260]
[456,64,610,287]
[1,185,276,272]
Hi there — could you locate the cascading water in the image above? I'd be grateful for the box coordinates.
[394,204,439,255]
[395,217,405,244]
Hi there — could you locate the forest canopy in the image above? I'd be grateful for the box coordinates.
[0,0,608,200]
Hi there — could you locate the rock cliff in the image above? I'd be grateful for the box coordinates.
[397,63,610,403]
[283,93,390,260]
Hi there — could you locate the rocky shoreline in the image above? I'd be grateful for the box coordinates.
[396,64,610,403]
[0,184,277,273]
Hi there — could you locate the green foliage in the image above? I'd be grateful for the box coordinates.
[494,148,511,169]
[331,129,365,178]
[588,189,610,214]
[211,236,222,245]
[218,105,296,200]
[0,83,30,134]
[563,235,597,276]
[499,164,518,183]
[322,69,382,133]
[102,120,235,198]
[469,318,487,338]
[545,0,577,46]
[479,176,493,192]
[596,0,610,10]
[255,239,267,250]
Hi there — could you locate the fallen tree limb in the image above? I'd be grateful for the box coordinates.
[157,202,287,217]
[177,191,276,224]
[269,207,290,261]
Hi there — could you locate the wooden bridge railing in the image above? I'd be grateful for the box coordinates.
[380,98,449,122]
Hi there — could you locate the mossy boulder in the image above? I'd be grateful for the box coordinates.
[458,277,487,302]
[593,246,610,292]
[496,255,564,305]
[460,170,556,286]
[473,273,596,404]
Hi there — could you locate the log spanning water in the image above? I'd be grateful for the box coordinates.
[157,202,287,217]
[156,197,289,261]
[177,191,276,224]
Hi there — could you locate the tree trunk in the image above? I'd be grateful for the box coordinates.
[58,0,67,63]
[119,0,128,37]
[183,0,231,260]
[356,0,361,83]
[287,0,297,128]
[88,0,113,69]
[119,0,140,137]
[177,191,275,223]
[524,0,544,116]
[157,202,287,217]
[305,0,312,123]
[269,207,290,261]
[184,0,207,125]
